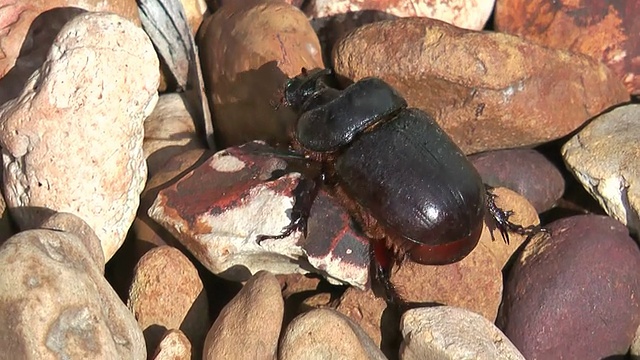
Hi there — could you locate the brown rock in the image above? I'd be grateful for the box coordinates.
[279,308,387,360]
[391,240,502,321]
[0,12,159,261]
[143,93,205,178]
[128,246,210,359]
[0,1,139,105]
[203,271,283,360]
[198,0,324,147]
[0,229,146,359]
[495,0,640,95]
[0,183,16,247]
[180,0,208,36]
[470,148,565,213]
[152,329,192,360]
[498,215,640,359]
[333,17,629,154]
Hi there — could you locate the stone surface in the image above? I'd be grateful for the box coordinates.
[0,1,140,105]
[203,271,283,360]
[198,0,324,147]
[470,148,565,213]
[143,93,204,179]
[400,306,525,360]
[0,12,159,261]
[148,141,370,288]
[0,182,16,246]
[495,0,640,95]
[306,0,495,30]
[151,329,192,360]
[0,229,145,359]
[127,246,209,359]
[333,17,629,154]
[279,308,387,360]
[498,215,640,359]
[562,104,640,236]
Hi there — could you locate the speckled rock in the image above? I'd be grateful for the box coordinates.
[279,308,387,360]
[128,246,209,359]
[203,271,283,360]
[307,0,495,30]
[400,306,525,360]
[0,12,159,261]
[198,0,324,147]
[333,17,629,154]
[0,229,145,359]
[562,104,640,236]
[470,148,565,213]
[0,1,140,105]
[499,215,640,359]
[495,0,640,95]
[143,93,204,178]
[151,329,192,360]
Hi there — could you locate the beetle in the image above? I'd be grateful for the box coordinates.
[261,68,539,299]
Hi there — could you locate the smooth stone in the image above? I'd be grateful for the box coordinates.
[470,148,565,213]
[203,271,283,360]
[127,246,209,359]
[0,12,158,261]
[498,215,640,359]
[151,329,192,360]
[562,104,640,235]
[333,17,628,154]
[400,306,525,360]
[279,308,387,360]
[0,229,145,359]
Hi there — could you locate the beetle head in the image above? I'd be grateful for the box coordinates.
[283,68,332,112]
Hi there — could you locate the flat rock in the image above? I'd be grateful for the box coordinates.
[562,104,640,235]
[0,12,158,261]
[0,229,145,359]
[148,141,370,288]
[279,308,387,360]
[498,215,640,359]
[333,17,629,154]
[127,246,209,358]
[203,271,283,360]
[400,306,525,360]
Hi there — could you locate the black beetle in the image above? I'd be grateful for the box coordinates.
[262,68,539,288]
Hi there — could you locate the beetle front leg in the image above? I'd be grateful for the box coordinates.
[485,185,547,244]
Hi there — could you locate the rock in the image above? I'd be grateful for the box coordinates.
[0,182,16,247]
[400,306,525,360]
[148,141,370,288]
[203,271,283,360]
[332,17,629,154]
[335,287,398,355]
[40,212,104,272]
[0,2,140,105]
[0,12,159,261]
[151,329,192,360]
[479,187,541,269]
[143,93,204,178]
[307,0,495,30]
[470,148,565,213]
[498,215,640,359]
[198,0,324,147]
[279,308,387,360]
[495,0,640,95]
[0,229,145,359]
[127,246,210,359]
[180,0,208,36]
[562,104,640,236]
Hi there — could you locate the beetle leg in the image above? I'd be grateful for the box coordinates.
[256,176,319,243]
[485,186,547,244]
[370,242,405,305]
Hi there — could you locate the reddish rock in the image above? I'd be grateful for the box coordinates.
[499,215,640,359]
[198,0,324,147]
[495,0,640,95]
[152,329,192,360]
[333,17,629,154]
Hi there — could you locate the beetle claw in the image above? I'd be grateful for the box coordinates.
[485,187,545,244]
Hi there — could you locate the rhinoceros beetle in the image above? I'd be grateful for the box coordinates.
[261,68,539,298]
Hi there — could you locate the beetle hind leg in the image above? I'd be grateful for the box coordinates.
[485,186,547,244]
